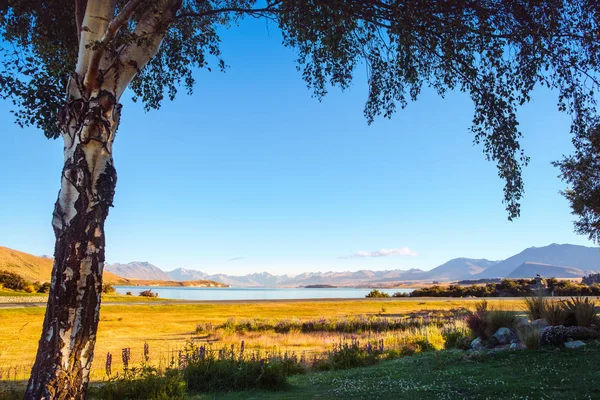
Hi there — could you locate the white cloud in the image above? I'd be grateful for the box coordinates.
[340,247,418,259]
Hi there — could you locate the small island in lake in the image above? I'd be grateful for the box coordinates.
[304,284,338,288]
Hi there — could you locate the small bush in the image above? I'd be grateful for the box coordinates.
[0,271,31,291]
[442,324,473,350]
[95,366,186,400]
[102,284,116,294]
[466,311,488,340]
[36,282,51,293]
[561,297,599,327]
[325,339,382,370]
[523,296,547,321]
[392,292,410,297]
[183,343,299,392]
[139,290,158,298]
[365,289,390,298]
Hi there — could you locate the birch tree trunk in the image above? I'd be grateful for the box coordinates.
[25,83,120,400]
[24,1,178,397]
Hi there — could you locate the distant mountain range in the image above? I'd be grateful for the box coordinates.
[103,243,600,287]
[105,262,171,281]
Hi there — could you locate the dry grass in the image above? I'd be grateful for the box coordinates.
[0,298,523,381]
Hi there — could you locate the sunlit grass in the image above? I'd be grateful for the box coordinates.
[0,298,523,381]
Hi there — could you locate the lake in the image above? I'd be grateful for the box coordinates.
[114,286,414,301]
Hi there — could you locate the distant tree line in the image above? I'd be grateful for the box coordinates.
[401,278,600,298]
[582,273,600,286]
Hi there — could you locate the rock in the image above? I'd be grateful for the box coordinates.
[564,340,586,349]
[529,319,549,330]
[514,317,529,327]
[491,327,512,345]
[490,344,511,352]
[540,325,600,347]
[471,337,484,350]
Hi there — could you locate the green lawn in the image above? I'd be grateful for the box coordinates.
[190,344,600,400]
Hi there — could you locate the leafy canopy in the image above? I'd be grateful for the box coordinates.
[1,0,599,224]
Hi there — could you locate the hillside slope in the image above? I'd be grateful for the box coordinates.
[0,246,126,284]
[476,243,600,278]
[506,262,591,279]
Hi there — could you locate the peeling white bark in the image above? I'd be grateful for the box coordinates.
[27,1,181,398]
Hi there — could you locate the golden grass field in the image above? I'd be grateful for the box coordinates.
[0,297,525,381]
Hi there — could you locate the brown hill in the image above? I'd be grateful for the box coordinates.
[0,246,127,284]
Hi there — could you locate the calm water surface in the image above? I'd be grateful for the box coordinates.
[114,286,414,301]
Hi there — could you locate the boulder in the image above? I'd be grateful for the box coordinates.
[491,327,512,345]
[514,317,529,327]
[529,319,549,330]
[540,325,600,347]
[564,340,586,349]
[471,337,484,351]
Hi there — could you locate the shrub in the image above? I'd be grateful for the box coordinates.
[102,284,116,294]
[442,324,473,350]
[139,290,158,298]
[0,271,31,291]
[392,291,410,297]
[541,301,567,326]
[36,282,51,293]
[94,366,186,400]
[561,297,598,327]
[365,289,390,298]
[516,325,540,349]
[466,311,488,340]
[183,343,299,392]
[523,295,547,321]
[325,339,382,370]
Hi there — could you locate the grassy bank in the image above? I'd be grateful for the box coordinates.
[189,343,600,399]
[0,298,522,381]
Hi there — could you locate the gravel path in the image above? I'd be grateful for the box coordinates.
[0,296,48,303]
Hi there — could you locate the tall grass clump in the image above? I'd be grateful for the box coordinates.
[183,343,303,392]
[485,310,517,336]
[314,339,383,370]
[561,297,599,327]
[466,301,489,339]
[442,321,473,350]
[541,301,567,326]
[516,325,540,350]
[523,295,547,321]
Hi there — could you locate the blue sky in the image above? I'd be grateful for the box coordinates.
[0,18,594,275]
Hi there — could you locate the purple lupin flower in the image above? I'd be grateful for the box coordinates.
[179,350,187,370]
[105,352,112,376]
[143,342,150,362]
[122,348,131,370]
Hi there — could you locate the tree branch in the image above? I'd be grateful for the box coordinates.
[75,0,87,43]
[176,1,282,20]
[85,0,146,92]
